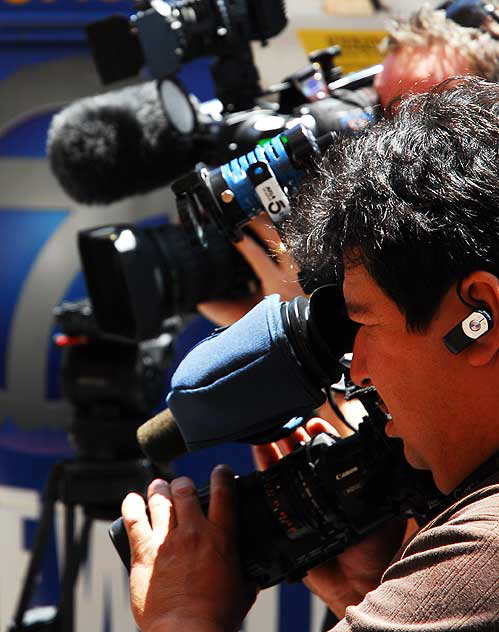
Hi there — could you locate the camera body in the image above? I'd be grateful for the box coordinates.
[110,386,444,588]
[221,401,442,588]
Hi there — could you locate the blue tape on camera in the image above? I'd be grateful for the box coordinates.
[220,135,302,217]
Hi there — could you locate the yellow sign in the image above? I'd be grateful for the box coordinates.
[297,29,386,75]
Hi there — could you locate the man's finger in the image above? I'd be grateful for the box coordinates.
[235,235,302,299]
[208,465,237,533]
[170,476,203,525]
[122,492,152,552]
[247,212,279,238]
[147,478,175,538]
[252,442,282,471]
[247,214,296,268]
[247,214,282,253]
[239,228,296,273]
[305,417,341,438]
[235,233,281,278]
[276,426,311,456]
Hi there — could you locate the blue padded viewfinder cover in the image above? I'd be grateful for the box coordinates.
[167,294,326,451]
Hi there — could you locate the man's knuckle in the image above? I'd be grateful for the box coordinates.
[172,478,196,498]
[211,483,232,504]
[126,516,142,531]
[181,526,202,548]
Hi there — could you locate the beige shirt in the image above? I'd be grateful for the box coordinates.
[333,484,499,631]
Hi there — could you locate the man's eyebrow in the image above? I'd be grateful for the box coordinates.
[344,301,372,317]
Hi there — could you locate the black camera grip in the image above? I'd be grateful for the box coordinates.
[109,517,131,574]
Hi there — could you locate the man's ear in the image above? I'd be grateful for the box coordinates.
[459,271,499,367]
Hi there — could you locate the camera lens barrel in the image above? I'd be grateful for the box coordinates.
[176,124,335,241]
[133,0,287,78]
[149,221,256,314]
[216,125,328,225]
[217,133,300,224]
[78,222,255,341]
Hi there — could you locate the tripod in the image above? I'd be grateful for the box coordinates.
[9,299,178,631]
[9,455,157,632]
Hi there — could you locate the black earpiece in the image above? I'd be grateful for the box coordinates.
[443,309,494,354]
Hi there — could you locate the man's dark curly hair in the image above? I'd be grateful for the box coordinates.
[284,76,499,331]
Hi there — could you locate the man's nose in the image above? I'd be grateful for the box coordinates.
[349,330,372,388]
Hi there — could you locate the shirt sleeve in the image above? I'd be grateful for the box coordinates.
[330,506,499,631]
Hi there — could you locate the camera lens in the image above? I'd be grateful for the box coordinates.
[78,222,256,341]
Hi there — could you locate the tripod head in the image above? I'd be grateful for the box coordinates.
[53,299,181,461]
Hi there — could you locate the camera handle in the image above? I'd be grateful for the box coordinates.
[211,42,262,112]
[9,458,156,632]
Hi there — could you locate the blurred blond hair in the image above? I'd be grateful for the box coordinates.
[380,3,499,81]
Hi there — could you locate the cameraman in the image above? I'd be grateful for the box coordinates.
[374,2,499,109]
[121,76,499,630]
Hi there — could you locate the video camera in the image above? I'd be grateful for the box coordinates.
[109,285,445,587]
[77,123,336,341]
[86,0,287,112]
[70,60,380,342]
[7,301,183,632]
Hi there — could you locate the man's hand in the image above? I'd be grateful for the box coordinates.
[253,418,407,619]
[197,213,305,326]
[122,465,257,632]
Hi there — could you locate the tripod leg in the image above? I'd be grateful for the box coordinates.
[10,465,63,629]
[59,503,76,632]
[11,497,56,627]
[58,510,93,632]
